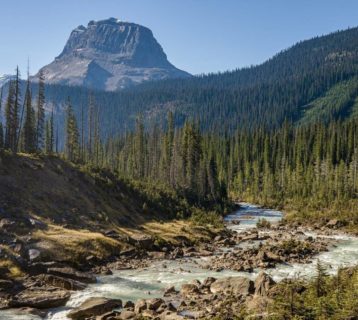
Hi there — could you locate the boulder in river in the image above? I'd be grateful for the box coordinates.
[38,274,87,291]
[10,289,70,309]
[164,285,177,296]
[146,297,165,310]
[134,299,147,313]
[180,283,200,296]
[67,297,122,319]
[210,276,255,297]
[47,267,96,283]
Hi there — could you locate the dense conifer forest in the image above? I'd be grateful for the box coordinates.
[0,26,358,229]
[14,26,358,141]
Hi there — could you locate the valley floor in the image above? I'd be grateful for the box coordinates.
[1,201,357,319]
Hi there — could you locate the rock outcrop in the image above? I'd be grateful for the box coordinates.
[67,297,122,319]
[36,18,191,91]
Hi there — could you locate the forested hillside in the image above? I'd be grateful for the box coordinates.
[1,26,358,231]
[4,26,354,141]
[2,27,358,144]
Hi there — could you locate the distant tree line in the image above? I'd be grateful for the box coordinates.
[23,26,358,142]
[1,63,357,222]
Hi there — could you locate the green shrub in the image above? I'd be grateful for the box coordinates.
[256,218,271,229]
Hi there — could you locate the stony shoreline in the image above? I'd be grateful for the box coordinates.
[0,213,351,319]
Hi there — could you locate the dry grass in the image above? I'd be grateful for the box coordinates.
[32,226,127,265]
[0,259,24,278]
[140,220,216,244]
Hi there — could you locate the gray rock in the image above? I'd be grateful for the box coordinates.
[123,300,135,309]
[10,289,70,309]
[0,279,13,291]
[254,272,276,297]
[146,298,164,310]
[35,18,191,91]
[47,267,96,283]
[129,234,154,250]
[38,274,87,291]
[164,285,177,296]
[134,299,147,313]
[210,276,255,297]
[180,283,199,296]
[120,310,136,319]
[28,249,41,261]
[67,297,122,319]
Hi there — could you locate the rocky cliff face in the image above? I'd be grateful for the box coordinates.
[37,18,190,91]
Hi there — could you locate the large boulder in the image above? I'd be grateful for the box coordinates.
[28,249,41,261]
[47,267,96,283]
[10,289,70,309]
[254,272,276,297]
[134,299,147,313]
[210,276,255,297]
[67,297,122,319]
[326,219,346,229]
[38,274,87,291]
[120,310,137,319]
[146,298,164,310]
[164,286,177,296]
[0,279,14,291]
[128,234,154,250]
[180,283,199,296]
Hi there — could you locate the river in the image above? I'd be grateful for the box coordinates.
[2,203,358,320]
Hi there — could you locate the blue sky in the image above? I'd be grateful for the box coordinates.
[0,0,357,76]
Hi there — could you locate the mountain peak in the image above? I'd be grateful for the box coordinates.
[38,18,190,91]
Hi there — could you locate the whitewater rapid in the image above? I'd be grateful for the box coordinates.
[3,203,358,320]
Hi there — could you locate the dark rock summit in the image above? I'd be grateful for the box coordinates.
[37,18,191,91]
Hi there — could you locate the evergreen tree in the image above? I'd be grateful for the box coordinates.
[23,77,36,153]
[36,69,45,152]
[13,66,21,152]
[45,109,54,154]
[5,81,16,151]
[65,98,79,162]
[0,86,3,149]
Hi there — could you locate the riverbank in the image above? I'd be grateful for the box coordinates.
[2,204,357,319]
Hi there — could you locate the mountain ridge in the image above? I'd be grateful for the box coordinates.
[35,18,191,91]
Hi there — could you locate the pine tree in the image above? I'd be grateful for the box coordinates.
[13,66,21,152]
[23,77,36,153]
[87,94,96,163]
[0,86,3,149]
[134,115,145,178]
[45,109,54,154]
[65,98,79,162]
[0,122,3,150]
[5,81,16,151]
[36,69,45,152]
[315,260,328,298]
[207,155,220,202]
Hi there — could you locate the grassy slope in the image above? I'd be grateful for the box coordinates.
[0,152,220,269]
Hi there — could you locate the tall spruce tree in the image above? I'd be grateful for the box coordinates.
[0,86,3,149]
[23,77,36,153]
[36,70,45,152]
[5,81,16,151]
[45,108,54,154]
[13,66,21,152]
[65,98,79,162]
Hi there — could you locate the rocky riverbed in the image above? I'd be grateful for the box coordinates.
[1,203,358,319]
